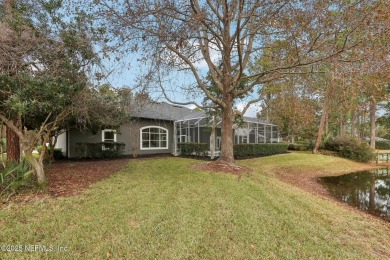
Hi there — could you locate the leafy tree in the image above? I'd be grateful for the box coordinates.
[258,89,319,142]
[0,0,97,182]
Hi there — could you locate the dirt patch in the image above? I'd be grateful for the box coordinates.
[274,167,337,198]
[191,161,251,176]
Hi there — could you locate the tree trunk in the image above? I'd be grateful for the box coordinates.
[0,124,5,166]
[313,94,329,154]
[0,115,47,184]
[350,109,355,138]
[339,109,344,138]
[24,153,46,184]
[360,108,367,141]
[3,1,20,163]
[217,98,235,164]
[357,113,363,141]
[210,115,216,160]
[325,111,329,136]
[6,118,20,163]
[47,134,58,163]
[369,98,376,149]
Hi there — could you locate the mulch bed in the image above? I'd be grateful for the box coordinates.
[46,158,130,197]
[190,161,251,176]
[1,158,131,205]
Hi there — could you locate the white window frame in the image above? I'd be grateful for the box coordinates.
[102,129,117,142]
[140,126,169,150]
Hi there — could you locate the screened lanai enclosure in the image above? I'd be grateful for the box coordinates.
[173,115,280,156]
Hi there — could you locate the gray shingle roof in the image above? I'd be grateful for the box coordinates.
[131,101,198,121]
[130,101,275,126]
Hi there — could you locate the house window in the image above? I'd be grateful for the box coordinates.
[140,126,168,150]
[216,137,221,149]
[102,129,117,142]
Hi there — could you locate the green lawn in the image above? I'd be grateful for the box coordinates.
[0,153,389,259]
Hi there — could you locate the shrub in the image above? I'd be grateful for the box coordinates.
[233,143,288,158]
[178,143,208,156]
[36,146,64,160]
[308,140,315,150]
[288,143,308,151]
[324,137,355,152]
[376,141,390,150]
[339,142,375,162]
[0,158,34,196]
[324,137,375,162]
[75,142,125,159]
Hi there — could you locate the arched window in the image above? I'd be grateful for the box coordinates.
[140,126,168,150]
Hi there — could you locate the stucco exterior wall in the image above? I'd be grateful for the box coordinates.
[66,119,174,158]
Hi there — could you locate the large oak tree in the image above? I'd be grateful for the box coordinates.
[94,0,382,165]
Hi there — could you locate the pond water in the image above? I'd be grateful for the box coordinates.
[319,168,390,222]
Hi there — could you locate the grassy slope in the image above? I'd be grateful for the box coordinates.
[0,153,389,259]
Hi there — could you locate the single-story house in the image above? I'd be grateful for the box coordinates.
[56,101,280,158]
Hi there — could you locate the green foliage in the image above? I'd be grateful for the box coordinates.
[75,142,125,159]
[36,146,64,160]
[288,143,309,151]
[0,159,34,196]
[324,137,355,152]
[178,143,208,157]
[324,137,375,162]
[233,143,288,158]
[375,141,390,150]
[0,137,5,152]
[339,143,375,163]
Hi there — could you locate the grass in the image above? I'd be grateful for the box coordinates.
[0,153,389,259]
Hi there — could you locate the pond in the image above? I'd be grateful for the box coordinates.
[319,168,390,222]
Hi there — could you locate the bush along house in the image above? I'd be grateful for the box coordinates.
[56,101,286,158]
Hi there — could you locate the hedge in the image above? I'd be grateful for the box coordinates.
[233,143,288,158]
[376,141,390,150]
[75,142,125,159]
[178,142,208,156]
[36,146,64,160]
[288,143,309,151]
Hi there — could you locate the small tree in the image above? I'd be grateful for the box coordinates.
[0,0,97,182]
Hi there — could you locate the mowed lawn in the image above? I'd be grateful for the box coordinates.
[0,153,389,259]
